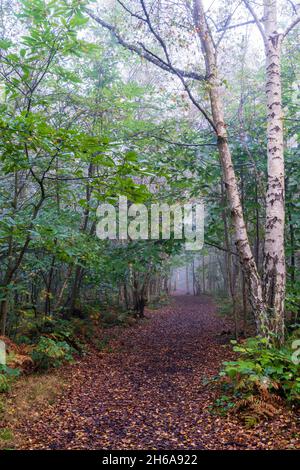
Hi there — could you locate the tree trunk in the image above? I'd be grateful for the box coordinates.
[186,263,190,294]
[262,0,285,344]
[242,272,248,334]
[221,181,238,339]
[255,182,260,268]
[0,297,8,336]
[70,265,82,314]
[193,0,269,336]
[202,256,205,293]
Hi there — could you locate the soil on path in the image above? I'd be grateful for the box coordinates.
[15,295,299,449]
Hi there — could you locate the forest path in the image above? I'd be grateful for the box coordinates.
[17,296,298,450]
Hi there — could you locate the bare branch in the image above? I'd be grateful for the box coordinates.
[151,137,217,147]
[216,19,256,32]
[140,0,171,64]
[86,9,205,82]
[176,74,217,132]
[139,0,217,130]
[287,0,298,15]
[116,0,146,23]
[242,0,267,44]
[205,240,239,256]
[215,1,244,49]
[86,6,217,132]
[283,15,300,39]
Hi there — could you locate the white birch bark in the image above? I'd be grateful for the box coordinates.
[262,0,286,343]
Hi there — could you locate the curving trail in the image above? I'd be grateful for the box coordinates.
[16,296,299,450]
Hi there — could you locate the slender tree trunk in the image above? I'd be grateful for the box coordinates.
[192,259,196,295]
[70,265,82,314]
[193,0,269,336]
[242,272,248,333]
[55,266,73,311]
[221,181,239,339]
[186,263,190,294]
[262,0,285,344]
[44,254,56,316]
[123,282,129,309]
[255,182,260,268]
[69,163,94,314]
[0,297,8,336]
[202,256,205,293]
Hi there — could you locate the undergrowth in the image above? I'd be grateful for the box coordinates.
[215,335,300,427]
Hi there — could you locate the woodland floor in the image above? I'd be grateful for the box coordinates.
[12,295,300,450]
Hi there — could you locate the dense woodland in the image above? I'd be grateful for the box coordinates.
[0,0,299,451]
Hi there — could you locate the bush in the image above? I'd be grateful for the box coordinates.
[47,319,87,353]
[16,317,87,353]
[31,337,74,371]
[0,365,20,393]
[285,280,300,323]
[92,335,110,351]
[220,337,300,403]
[101,310,120,326]
[15,317,55,344]
[0,375,10,393]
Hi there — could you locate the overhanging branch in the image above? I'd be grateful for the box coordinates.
[86,7,217,132]
[86,9,205,82]
[283,15,300,39]
[242,0,267,44]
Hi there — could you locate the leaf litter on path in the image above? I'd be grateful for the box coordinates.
[13,295,300,450]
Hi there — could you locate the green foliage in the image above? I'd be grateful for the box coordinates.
[0,365,20,393]
[31,337,74,370]
[0,375,10,393]
[285,279,300,320]
[49,319,88,352]
[13,312,97,353]
[92,335,111,352]
[0,0,298,383]
[209,394,236,416]
[220,337,300,402]
[100,310,125,327]
[215,295,234,317]
[0,0,187,339]
[0,428,13,441]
